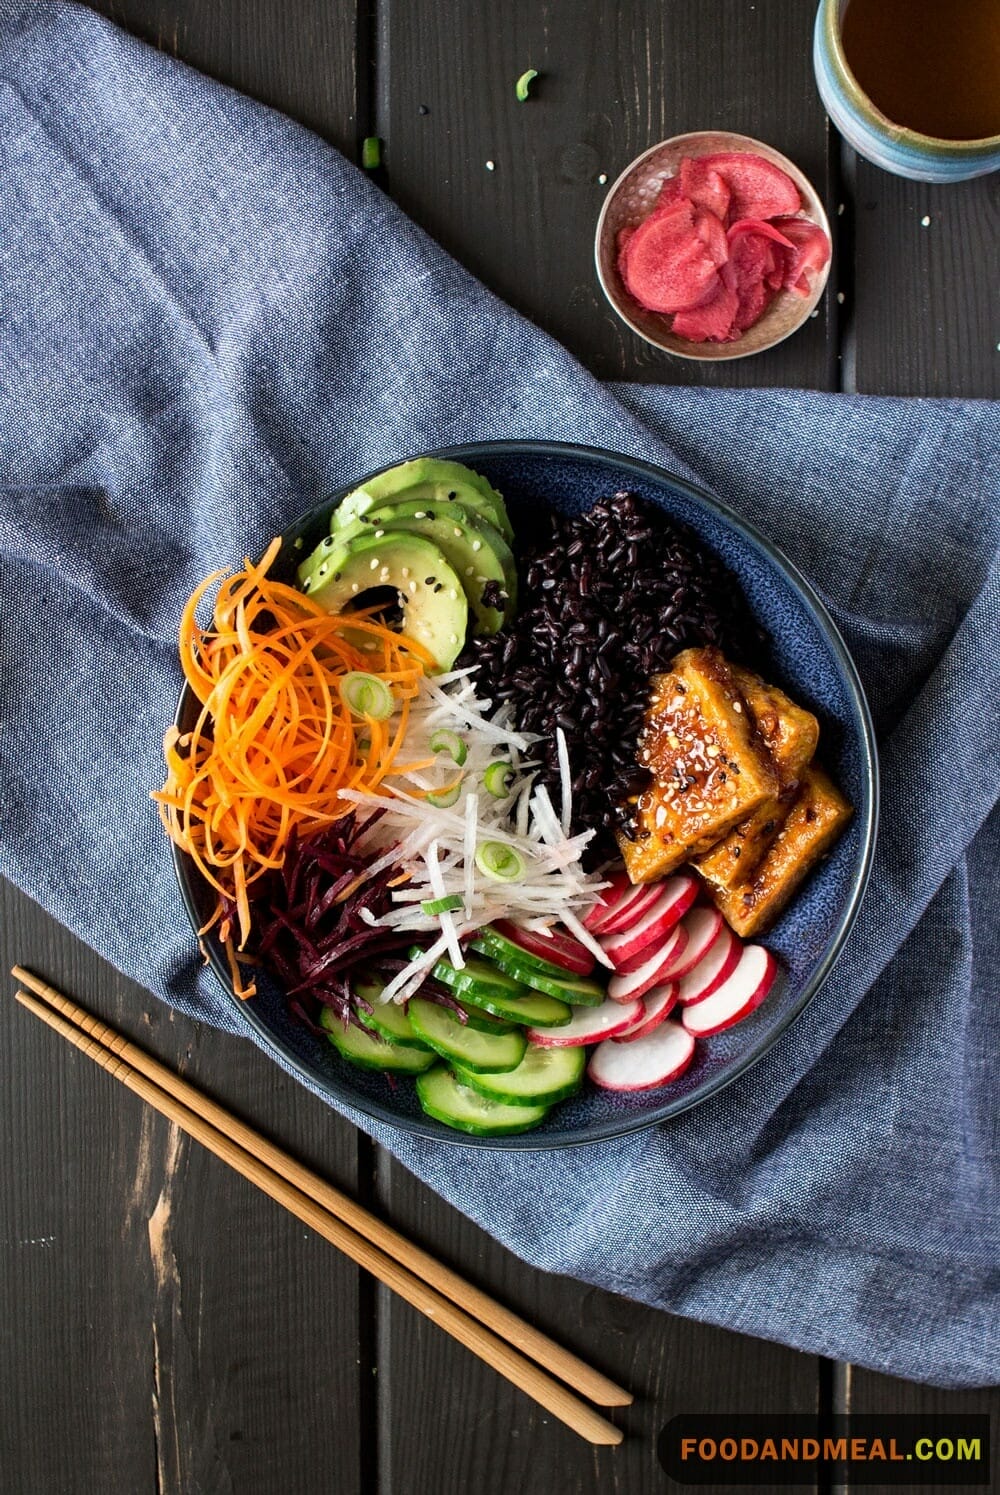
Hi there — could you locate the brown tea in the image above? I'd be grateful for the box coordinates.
[841,0,1000,141]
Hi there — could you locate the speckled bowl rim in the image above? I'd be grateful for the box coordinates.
[821,0,1000,154]
[594,131,832,361]
[171,440,879,1150]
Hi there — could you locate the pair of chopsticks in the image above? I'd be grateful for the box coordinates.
[11,967,630,1446]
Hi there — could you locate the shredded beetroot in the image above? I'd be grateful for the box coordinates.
[250,814,436,1027]
[617,150,829,343]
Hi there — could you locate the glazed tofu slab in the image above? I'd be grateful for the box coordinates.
[712,764,854,936]
[695,664,820,892]
[618,647,779,883]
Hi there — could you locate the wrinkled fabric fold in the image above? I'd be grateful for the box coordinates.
[0,1,997,1386]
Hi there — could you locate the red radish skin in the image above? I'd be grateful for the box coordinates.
[588,1021,696,1091]
[607,925,688,1000]
[491,919,595,977]
[680,945,778,1036]
[664,904,725,981]
[676,925,742,1005]
[599,876,699,968]
[612,983,678,1043]
[590,880,664,936]
[582,870,633,932]
[526,996,642,1048]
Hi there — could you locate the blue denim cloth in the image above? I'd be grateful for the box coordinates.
[1,1,997,1387]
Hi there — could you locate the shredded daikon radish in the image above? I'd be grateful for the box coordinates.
[335,668,608,996]
[555,727,573,836]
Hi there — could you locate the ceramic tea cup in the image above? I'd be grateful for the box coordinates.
[813,0,1000,182]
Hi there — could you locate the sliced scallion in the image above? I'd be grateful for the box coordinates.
[427,781,463,809]
[484,760,514,798]
[430,728,468,766]
[475,840,525,882]
[515,68,538,102]
[340,672,394,721]
[420,895,465,916]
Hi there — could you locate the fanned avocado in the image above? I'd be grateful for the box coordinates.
[333,457,514,544]
[353,501,515,635]
[307,531,468,671]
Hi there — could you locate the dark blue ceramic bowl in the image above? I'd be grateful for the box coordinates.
[172,441,878,1149]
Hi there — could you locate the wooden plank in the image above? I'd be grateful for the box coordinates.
[0,879,366,1495]
[840,1366,1000,1494]
[377,0,838,386]
[373,1155,819,1495]
[85,0,363,155]
[849,160,1000,398]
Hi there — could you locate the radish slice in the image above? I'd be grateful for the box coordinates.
[491,919,595,976]
[676,925,742,1005]
[662,904,724,981]
[607,925,688,1001]
[527,996,643,1048]
[680,945,777,1036]
[594,882,664,936]
[582,871,632,931]
[588,1021,696,1091]
[612,983,678,1043]
[599,876,698,968]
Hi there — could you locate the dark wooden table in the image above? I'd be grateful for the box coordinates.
[2,3,997,1492]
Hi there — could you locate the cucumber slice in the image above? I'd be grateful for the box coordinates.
[320,1006,435,1073]
[353,980,430,1049]
[469,949,607,1007]
[416,1066,550,1136]
[426,954,572,1028]
[471,928,572,980]
[455,1044,586,1107]
[408,997,527,1073]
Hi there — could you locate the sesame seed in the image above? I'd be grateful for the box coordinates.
[448,588,458,599]
[453,526,462,537]
[466,566,475,576]
[485,160,495,171]
[733,701,742,713]
[401,567,410,579]
[351,583,359,593]
[409,581,417,594]
[921,215,931,227]
[449,634,459,645]
[414,511,427,520]
[369,558,379,570]
[471,540,482,551]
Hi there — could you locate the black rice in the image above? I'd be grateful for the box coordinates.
[460,492,762,861]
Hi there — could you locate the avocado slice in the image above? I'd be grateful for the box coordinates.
[353,501,515,635]
[333,458,514,544]
[306,531,468,672]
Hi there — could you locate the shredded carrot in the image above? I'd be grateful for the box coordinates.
[153,538,433,994]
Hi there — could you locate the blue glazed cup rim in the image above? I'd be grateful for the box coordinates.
[819,0,1000,155]
[170,439,879,1150]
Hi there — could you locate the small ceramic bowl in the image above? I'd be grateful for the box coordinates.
[595,130,832,362]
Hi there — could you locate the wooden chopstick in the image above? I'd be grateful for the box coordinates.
[12,970,630,1444]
